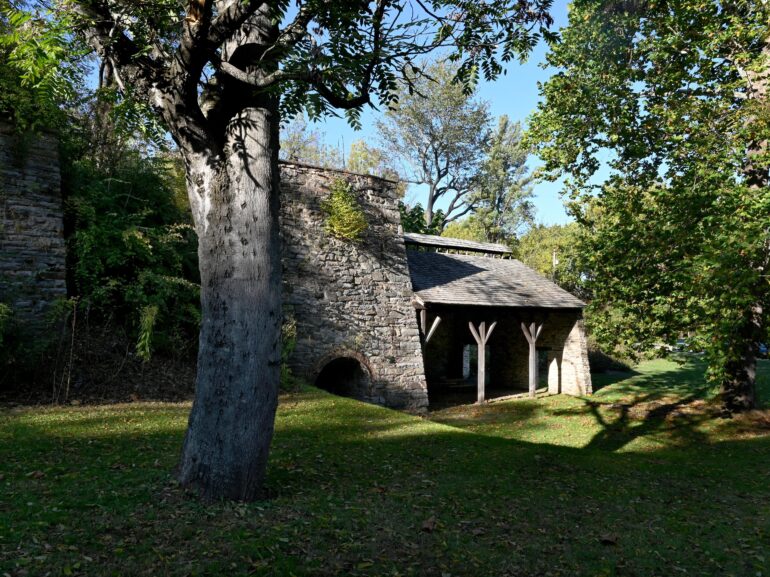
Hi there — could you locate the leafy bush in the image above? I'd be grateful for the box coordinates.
[280,311,299,392]
[65,151,200,359]
[321,178,368,241]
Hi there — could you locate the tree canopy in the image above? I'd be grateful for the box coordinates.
[377,60,491,229]
[466,116,534,243]
[529,0,770,411]
[516,223,587,299]
[14,0,555,500]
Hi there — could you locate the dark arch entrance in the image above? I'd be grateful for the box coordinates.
[314,357,372,400]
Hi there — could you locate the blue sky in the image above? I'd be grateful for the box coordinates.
[312,0,573,226]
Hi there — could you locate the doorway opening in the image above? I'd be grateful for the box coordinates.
[314,357,371,400]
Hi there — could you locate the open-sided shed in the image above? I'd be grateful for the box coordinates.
[404,233,592,405]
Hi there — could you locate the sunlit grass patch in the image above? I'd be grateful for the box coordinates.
[430,358,770,451]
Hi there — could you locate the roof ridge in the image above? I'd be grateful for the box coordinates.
[403,232,512,254]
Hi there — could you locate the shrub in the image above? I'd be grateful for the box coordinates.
[65,151,200,360]
[587,340,632,373]
[321,178,368,241]
[280,311,299,392]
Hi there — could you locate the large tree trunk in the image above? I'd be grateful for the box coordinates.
[722,33,770,414]
[176,97,282,500]
[721,305,761,413]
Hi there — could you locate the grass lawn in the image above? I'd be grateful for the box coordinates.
[2,358,770,577]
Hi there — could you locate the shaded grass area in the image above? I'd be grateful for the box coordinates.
[1,359,769,576]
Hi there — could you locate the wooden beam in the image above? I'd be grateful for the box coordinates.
[469,320,497,404]
[425,316,442,343]
[521,321,544,397]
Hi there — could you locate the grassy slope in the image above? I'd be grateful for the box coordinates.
[0,359,769,577]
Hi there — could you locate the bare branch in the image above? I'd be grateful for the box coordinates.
[214,55,305,87]
[208,0,267,47]
[260,2,315,64]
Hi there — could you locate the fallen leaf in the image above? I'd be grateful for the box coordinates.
[599,534,618,546]
[421,516,438,533]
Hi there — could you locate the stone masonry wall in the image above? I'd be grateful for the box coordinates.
[279,162,429,411]
[498,309,592,395]
[0,122,66,326]
[546,315,592,396]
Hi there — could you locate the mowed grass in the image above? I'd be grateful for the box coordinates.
[430,357,770,450]
[1,359,769,577]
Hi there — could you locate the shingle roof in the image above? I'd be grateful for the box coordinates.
[406,251,585,308]
[403,232,512,255]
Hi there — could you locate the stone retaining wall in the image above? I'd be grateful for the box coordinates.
[0,123,66,326]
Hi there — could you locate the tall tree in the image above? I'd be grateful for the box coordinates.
[19,0,555,500]
[467,116,534,244]
[279,115,342,168]
[346,139,394,178]
[516,223,588,299]
[377,60,491,230]
[529,0,770,412]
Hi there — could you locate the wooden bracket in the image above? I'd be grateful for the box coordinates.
[419,310,442,345]
[425,316,442,344]
[469,320,497,403]
[521,321,544,397]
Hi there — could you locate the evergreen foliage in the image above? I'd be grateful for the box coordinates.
[399,202,445,234]
[469,117,535,244]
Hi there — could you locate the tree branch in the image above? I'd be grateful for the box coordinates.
[260,2,315,64]
[213,54,305,87]
[208,0,267,47]
[71,1,161,98]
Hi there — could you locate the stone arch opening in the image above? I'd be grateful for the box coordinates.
[314,357,372,400]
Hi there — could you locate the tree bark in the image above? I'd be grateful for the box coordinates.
[176,96,282,500]
[721,305,761,413]
[425,183,436,228]
[722,33,770,414]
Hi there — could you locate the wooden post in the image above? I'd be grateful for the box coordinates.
[521,321,544,397]
[425,316,442,343]
[418,309,441,345]
[469,320,497,403]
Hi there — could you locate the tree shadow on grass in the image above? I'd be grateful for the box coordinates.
[555,360,719,452]
[3,394,770,577]
[591,357,714,402]
[579,394,713,452]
